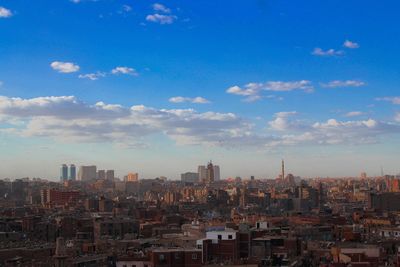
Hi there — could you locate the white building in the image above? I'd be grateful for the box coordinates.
[205,229,237,242]
[196,227,237,248]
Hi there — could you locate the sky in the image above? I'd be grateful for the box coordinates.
[0,0,399,180]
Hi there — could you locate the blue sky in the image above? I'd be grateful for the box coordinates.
[0,0,399,180]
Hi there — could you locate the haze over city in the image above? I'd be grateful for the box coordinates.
[0,0,399,180]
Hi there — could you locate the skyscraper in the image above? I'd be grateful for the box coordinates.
[198,165,207,182]
[69,164,76,181]
[213,165,220,181]
[78,165,97,181]
[60,164,68,181]
[206,161,214,183]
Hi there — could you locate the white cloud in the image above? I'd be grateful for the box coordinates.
[0,96,127,119]
[227,80,313,102]
[343,40,360,49]
[0,95,251,146]
[169,96,210,104]
[152,3,171,13]
[0,7,12,18]
[345,111,364,117]
[312,47,344,57]
[146,3,176,25]
[122,5,132,12]
[50,61,80,73]
[146,14,177,24]
[321,80,366,88]
[226,85,257,96]
[268,116,400,146]
[265,81,313,92]
[269,111,299,131]
[111,66,138,76]
[376,97,400,105]
[0,95,399,149]
[78,72,106,81]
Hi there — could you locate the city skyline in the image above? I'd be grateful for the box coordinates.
[1,1,400,179]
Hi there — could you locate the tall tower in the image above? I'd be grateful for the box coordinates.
[206,161,214,183]
[213,165,220,181]
[198,166,207,182]
[281,159,285,180]
[69,164,76,181]
[60,164,68,182]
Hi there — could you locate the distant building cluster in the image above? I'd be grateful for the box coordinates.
[59,164,76,181]
[1,162,400,266]
[181,161,220,184]
[60,164,123,182]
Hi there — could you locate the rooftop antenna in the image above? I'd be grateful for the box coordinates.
[381,166,384,177]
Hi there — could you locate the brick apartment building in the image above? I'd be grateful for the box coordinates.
[41,188,80,206]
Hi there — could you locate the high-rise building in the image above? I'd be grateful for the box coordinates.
[78,165,97,181]
[198,165,207,182]
[213,165,220,181]
[97,170,106,180]
[181,172,199,183]
[69,164,76,180]
[125,172,139,182]
[206,161,214,183]
[106,170,114,180]
[198,162,219,183]
[60,164,68,181]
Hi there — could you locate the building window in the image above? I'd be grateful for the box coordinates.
[192,253,198,260]
[175,253,180,259]
[228,235,233,240]
[218,235,222,240]
[159,254,165,262]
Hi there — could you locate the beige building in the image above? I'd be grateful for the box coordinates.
[125,172,139,182]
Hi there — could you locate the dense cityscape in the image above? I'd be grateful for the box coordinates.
[0,161,400,266]
[1,0,400,266]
